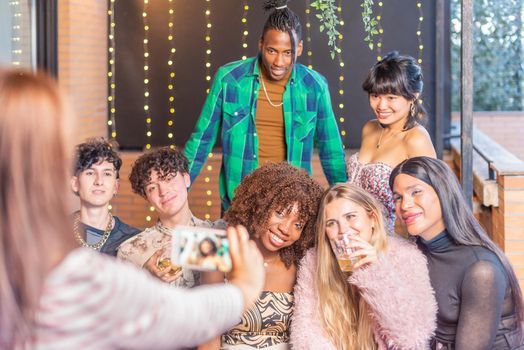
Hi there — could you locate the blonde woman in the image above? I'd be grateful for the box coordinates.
[291,183,437,350]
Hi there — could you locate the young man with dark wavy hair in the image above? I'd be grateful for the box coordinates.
[71,138,140,256]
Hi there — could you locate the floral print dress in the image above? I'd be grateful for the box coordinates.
[346,153,395,233]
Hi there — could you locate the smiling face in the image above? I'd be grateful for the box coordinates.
[392,173,446,240]
[71,160,119,209]
[257,202,304,253]
[259,28,303,81]
[144,170,190,222]
[369,93,413,129]
[324,197,375,243]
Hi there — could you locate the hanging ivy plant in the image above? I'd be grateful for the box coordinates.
[311,0,380,56]
[361,0,379,50]
[310,0,340,59]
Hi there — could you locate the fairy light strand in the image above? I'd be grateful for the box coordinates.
[335,2,347,148]
[204,0,212,90]
[375,1,384,61]
[240,1,249,60]
[204,0,213,219]
[304,0,314,69]
[142,0,152,156]
[416,1,424,64]
[142,0,152,224]
[415,1,424,109]
[107,0,117,139]
[167,0,175,148]
[9,0,22,66]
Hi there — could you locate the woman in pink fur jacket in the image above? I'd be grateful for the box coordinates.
[291,183,437,350]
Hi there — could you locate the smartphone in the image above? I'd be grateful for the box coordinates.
[170,225,232,272]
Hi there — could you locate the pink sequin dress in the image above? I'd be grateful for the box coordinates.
[346,153,395,232]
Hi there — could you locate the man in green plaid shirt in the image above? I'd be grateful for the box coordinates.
[184,2,346,212]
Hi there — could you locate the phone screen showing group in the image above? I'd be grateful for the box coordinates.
[171,225,232,272]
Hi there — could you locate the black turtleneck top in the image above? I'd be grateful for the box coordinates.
[417,230,520,349]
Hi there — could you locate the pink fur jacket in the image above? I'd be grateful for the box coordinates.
[290,236,437,350]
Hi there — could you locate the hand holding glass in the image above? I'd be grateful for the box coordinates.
[329,232,359,272]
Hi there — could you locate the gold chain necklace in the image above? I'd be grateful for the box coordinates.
[73,212,114,250]
[260,75,284,108]
[376,127,404,149]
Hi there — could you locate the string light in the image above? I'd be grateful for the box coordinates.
[204,153,214,219]
[304,0,314,69]
[167,0,175,148]
[240,1,249,60]
[375,1,384,61]
[204,0,212,90]
[204,0,213,220]
[416,1,424,64]
[9,0,22,66]
[142,0,152,151]
[141,0,152,227]
[107,0,117,139]
[335,2,347,148]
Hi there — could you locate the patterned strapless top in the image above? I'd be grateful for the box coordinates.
[222,291,293,349]
[346,153,395,232]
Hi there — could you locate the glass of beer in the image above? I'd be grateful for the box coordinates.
[329,232,358,272]
[157,257,182,276]
[157,243,182,277]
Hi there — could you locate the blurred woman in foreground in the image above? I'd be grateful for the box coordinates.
[0,69,264,349]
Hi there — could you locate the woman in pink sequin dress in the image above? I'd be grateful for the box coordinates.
[347,51,436,232]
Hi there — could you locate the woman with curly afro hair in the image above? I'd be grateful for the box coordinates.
[199,162,324,350]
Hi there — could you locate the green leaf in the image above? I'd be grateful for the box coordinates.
[310,0,365,60]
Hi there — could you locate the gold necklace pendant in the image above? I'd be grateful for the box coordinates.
[376,127,385,149]
[376,127,405,149]
[73,212,114,251]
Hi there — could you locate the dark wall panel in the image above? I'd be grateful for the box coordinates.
[115,0,437,150]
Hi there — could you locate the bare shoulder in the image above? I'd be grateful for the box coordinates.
[362,119,381,137]
[404,125,436,158]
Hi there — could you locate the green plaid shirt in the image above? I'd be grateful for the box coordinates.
[184,56,347,210]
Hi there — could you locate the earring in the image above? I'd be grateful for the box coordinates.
[410,100,417,117]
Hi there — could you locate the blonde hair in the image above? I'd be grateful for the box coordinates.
[0,69,76,347]
[315,183,388,350]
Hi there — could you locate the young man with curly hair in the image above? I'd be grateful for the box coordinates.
[71,138,140,256]
[117,147,221,287]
